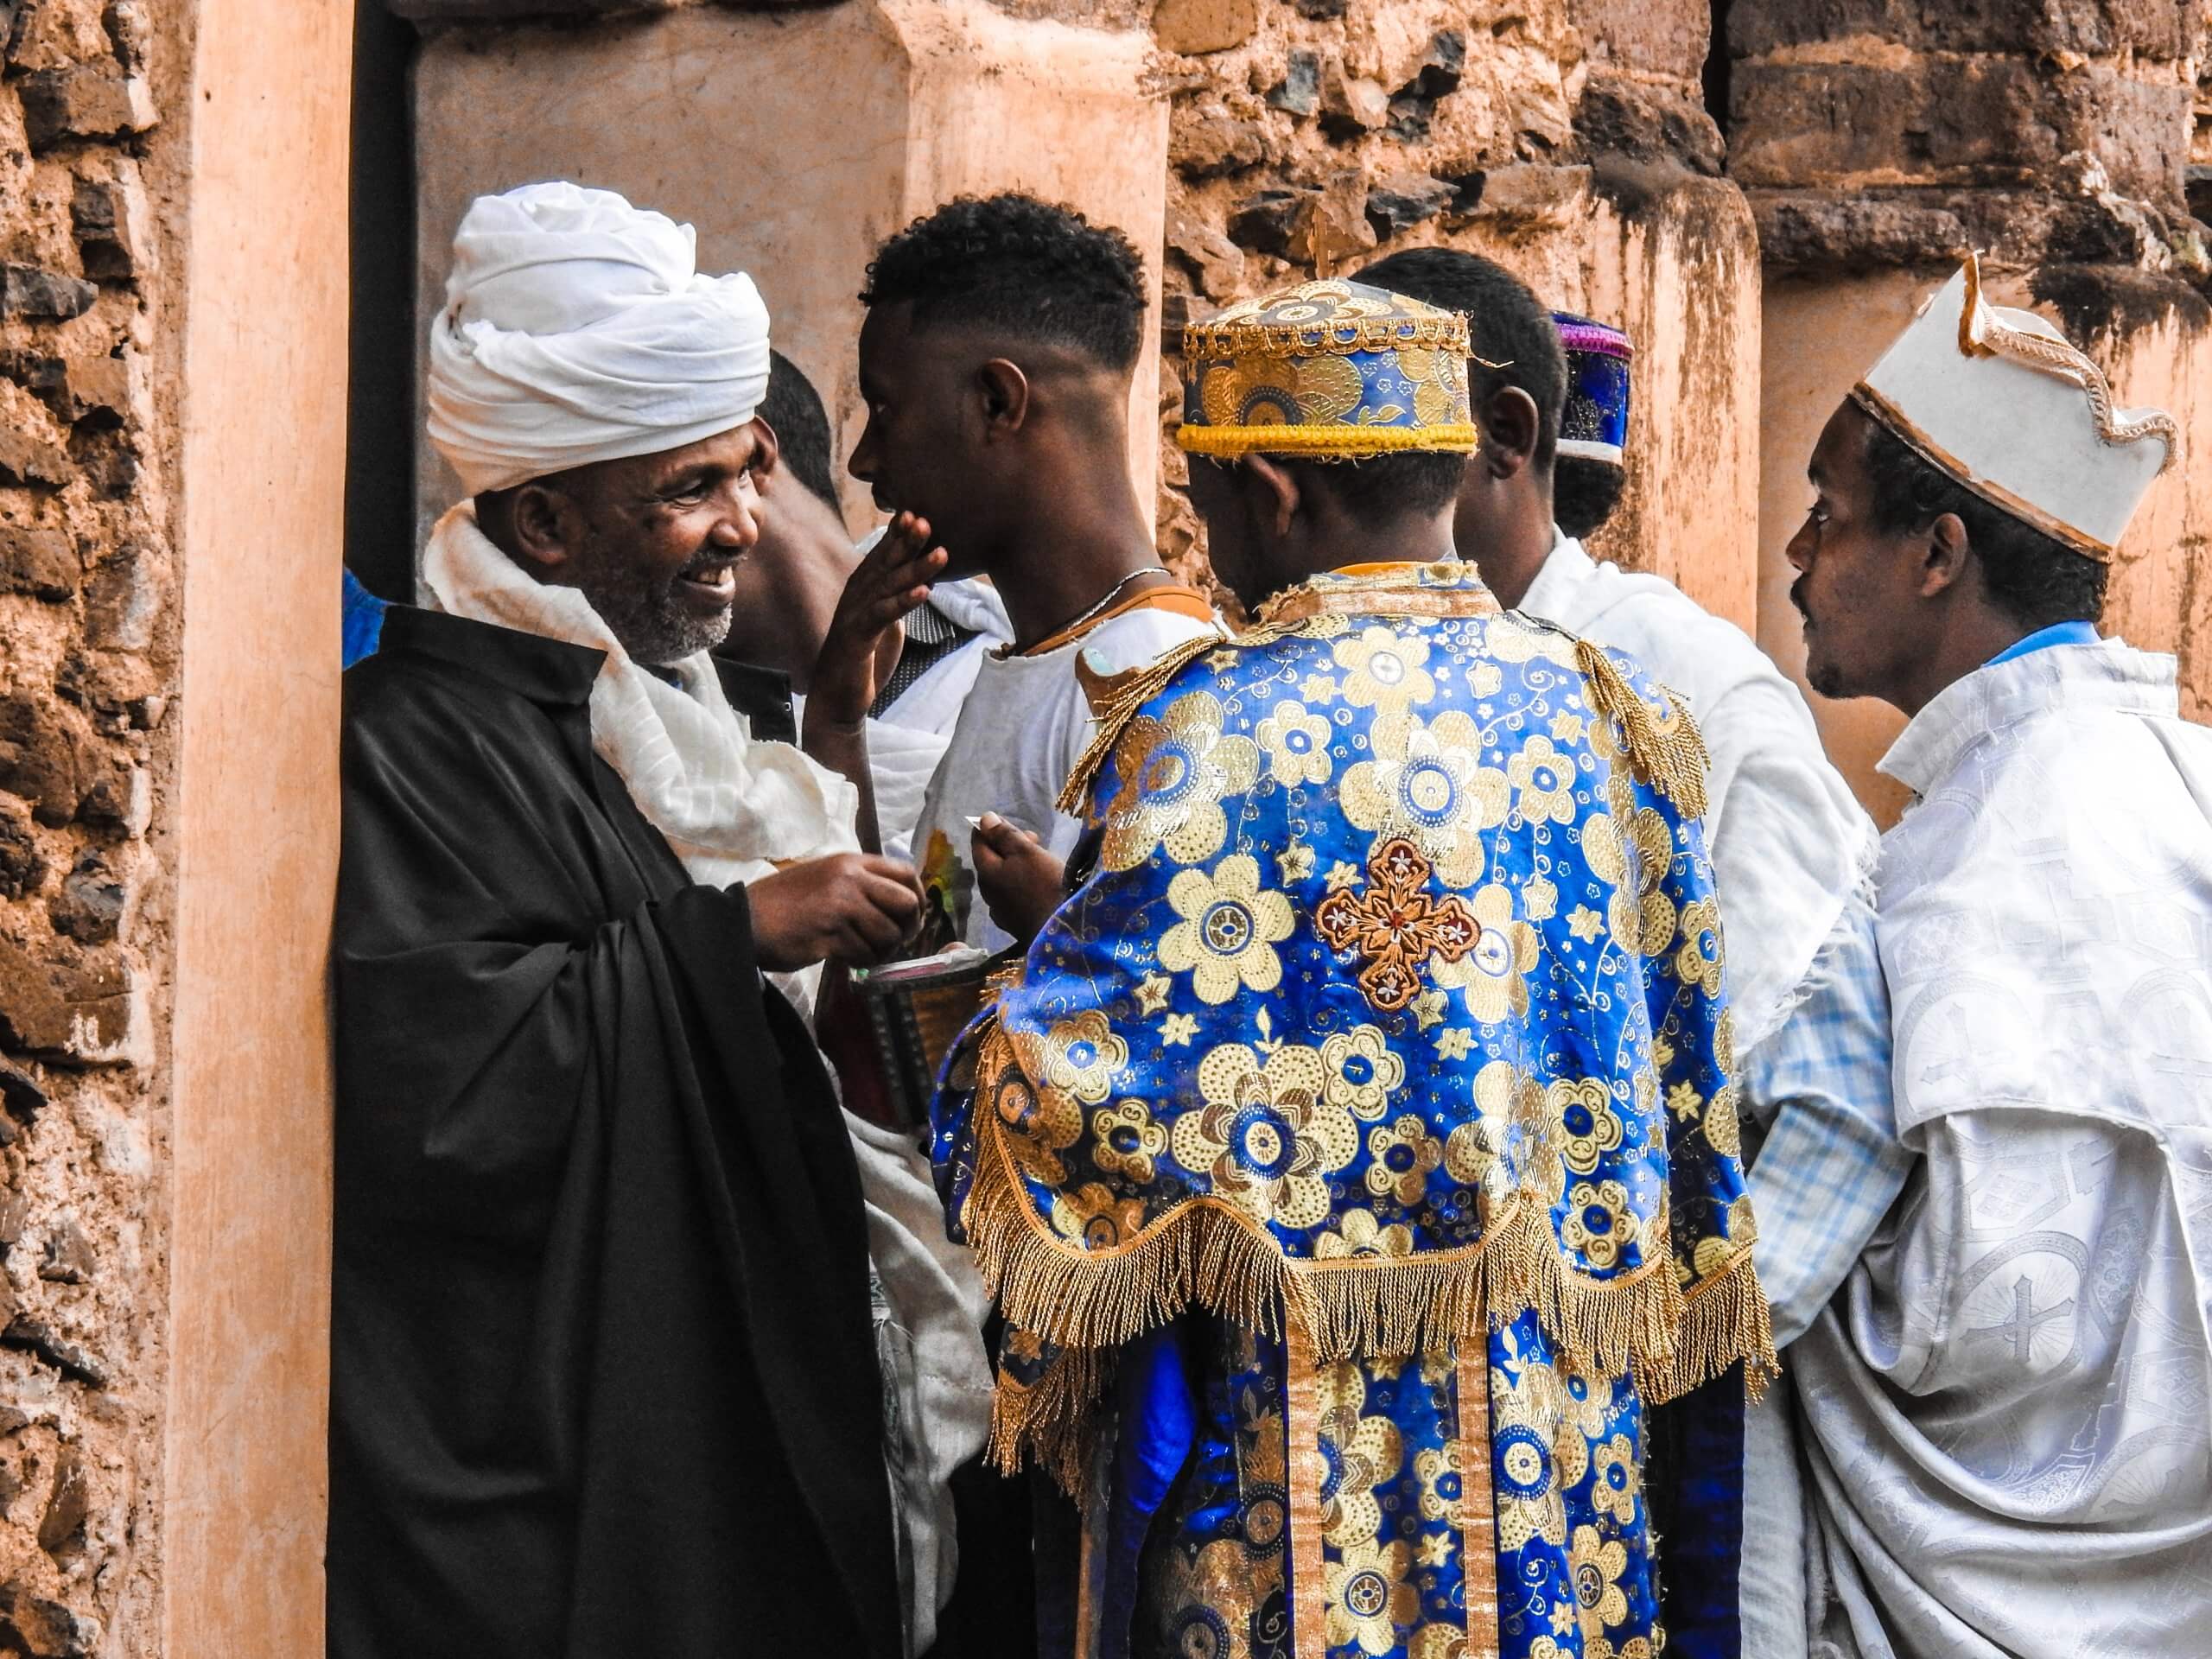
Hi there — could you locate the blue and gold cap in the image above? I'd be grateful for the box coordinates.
[1553,311,1632,465]
[1179,278,1478,461]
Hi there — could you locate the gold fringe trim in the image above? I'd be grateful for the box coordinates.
[1178,422,1481,460]
[1631,1249,1779,1407]
[962,1101,1765,1394]
[1057,631,1270,818]
[988,1342,1104,1496]
[1575,637,1711,818]
[1185,312,1470,360]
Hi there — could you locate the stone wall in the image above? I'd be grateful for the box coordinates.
[0,0,347,1652]
[0,0,173,1647]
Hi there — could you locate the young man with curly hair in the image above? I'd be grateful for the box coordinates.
[852,193,1219,952]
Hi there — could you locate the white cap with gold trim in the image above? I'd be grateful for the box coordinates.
[1850,254,2177,562]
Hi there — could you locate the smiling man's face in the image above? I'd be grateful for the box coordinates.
[548,420,772,664]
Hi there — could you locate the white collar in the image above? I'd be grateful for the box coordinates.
[1878,638,2177,798]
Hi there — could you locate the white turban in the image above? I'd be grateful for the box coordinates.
[427,181,772,495]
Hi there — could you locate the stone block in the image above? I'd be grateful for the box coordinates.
[1573,0,1710,80]
[70,172,148,283]
[1290,0,1344,16]
[0,1058,44,1123]
[1266,49,1319,117]
[1576,73,1725,176]
[35,1446,87,1554]
[0,528,79,602]
[1730,56,2190,203]
[0,695,99,828]
[17,67,155,151]
[1319,58,1389,139]
[49,854,122,944]
[0,429,73,493]
[1165,207,1246,300]
[0,265,95,322]
[82,543,164,659]
[1152,0,1259,56]
[1171,96,1270,178]
[1228,187,1311,256]
[37,1223,93,1287]
[1287,169,1376,272]
[1729,0,2196,60]
[0,805,44,900]
[0,1318,107,1388]
[1364,168,1453,236]
[0,1586,98,1657]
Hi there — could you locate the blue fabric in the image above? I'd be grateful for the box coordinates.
[342,569,390,668]
[1985,619,2097,667]
[1644,1364,1745,1659]
[1741,895,1912,1348]
[1102,1324,1199,1659]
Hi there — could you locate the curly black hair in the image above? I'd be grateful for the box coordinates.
[1200,451,1468,524]
[1356,247,1567,471]
[861,193,1147,372]
[1859,410,2107,628]
[759,349,840,512]
[1553,455,1627,539]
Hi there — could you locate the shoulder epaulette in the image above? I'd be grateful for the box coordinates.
[1572,635,1711,818]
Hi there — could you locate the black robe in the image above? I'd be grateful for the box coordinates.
[327,607,901,1659]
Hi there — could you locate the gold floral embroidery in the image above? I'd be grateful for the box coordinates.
[1561,1179,1640,1271]
[1314,837,1479,1013]
[1522,872,1560,920]
[1324,1538,1420,1656]
[1414,1440,1465,1522]
[988,1058,1084,1183]
[1097,690,1261,873]
[1548,1077,1624,1176]
[1319,1023,1405,1120]
[1557,1363,1612,1441]
[1508,734,1581,826]
[1172,1043,1358,1228]
[1091,1097,1168,1183]
[1412,1624,1469,1659]
[1159,855,1298,1004]
[1340,709,1508,887]
[1508,1070,1567,1203]
[1050,1181,1147,1249]
[1568,1523,1630,1639]
[1332,625,1437,715]
[1320,1407,1402,1548]
[1316,1207,1414,1259]
[1364,1113,1444,1205]
[1704,1081,1742,1160]
[1591,1433,1642,1523]
[1432,880,1539,1024]
[1157,1535,1281,1659]
[1036,1010,1126,1104]
[1675,895,1726,996]
[1255,699,1335,787]
[1443,1059,1516,1202]
[1491,1347,1567,1550]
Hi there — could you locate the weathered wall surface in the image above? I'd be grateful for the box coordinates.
[410,0,1169,542]
[0,0,346,1652]
[1732,0,2212,820]
[0,0,175,1647]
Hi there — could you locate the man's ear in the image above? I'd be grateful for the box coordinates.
[1920,512,1971,598]
[976,359,1032,438]
[506,482,579,575]
[1242,454,1301,540]
[748,415,782,482]
[1483,386,1541,480]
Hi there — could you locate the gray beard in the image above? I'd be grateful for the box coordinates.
[574,569,732,667]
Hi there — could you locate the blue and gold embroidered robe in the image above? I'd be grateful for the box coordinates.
[932,563,1772,1659]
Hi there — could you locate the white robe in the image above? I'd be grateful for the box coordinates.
[1792,639,2212,1658]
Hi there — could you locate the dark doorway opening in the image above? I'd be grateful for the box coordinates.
[346,3,417,603]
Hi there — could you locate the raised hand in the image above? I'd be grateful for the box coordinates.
[810,512,948,727]
[748,852,925,970]
[972,813,1068,950]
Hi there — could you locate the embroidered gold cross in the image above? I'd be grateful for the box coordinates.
[1314,837,1478,1012]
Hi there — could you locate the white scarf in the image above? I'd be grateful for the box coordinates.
[422,502,860,889]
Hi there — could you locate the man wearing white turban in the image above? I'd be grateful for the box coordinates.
[329,183,988,1659]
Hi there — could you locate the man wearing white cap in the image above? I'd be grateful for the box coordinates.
[1773,255,2211,1656]
[329,183,985,1659]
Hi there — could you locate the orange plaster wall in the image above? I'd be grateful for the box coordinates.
[162,0,351,1650]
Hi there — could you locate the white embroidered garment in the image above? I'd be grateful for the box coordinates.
[1519,533,1876,1052]
[428,181,772,495]
[1791,639,2212,1659]
[423,501,860,889]
[876,577,1015,743]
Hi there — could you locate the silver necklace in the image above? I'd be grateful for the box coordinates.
[1049,563,1173,641]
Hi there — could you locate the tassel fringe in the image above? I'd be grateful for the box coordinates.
[1575,638,1711,818]
[988,1343,1104,1496]
[1633,1249,1779,1406]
